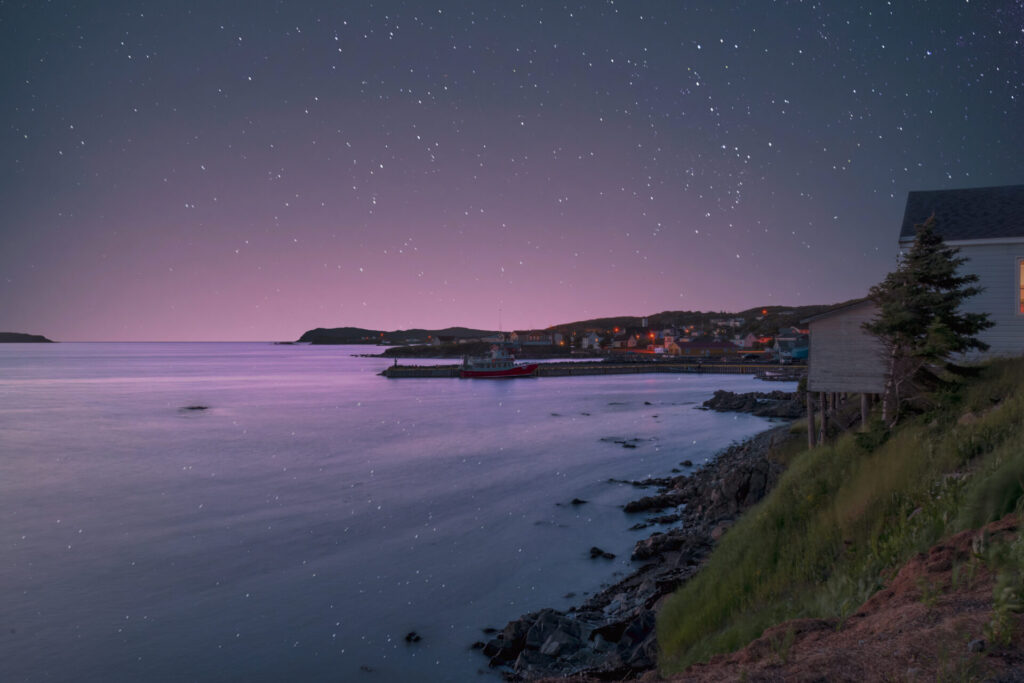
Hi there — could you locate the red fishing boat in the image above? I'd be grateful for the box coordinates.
[460,345,539,379]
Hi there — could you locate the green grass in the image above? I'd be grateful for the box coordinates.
[657,358,1024,673]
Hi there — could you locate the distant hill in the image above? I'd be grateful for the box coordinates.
[299,304,856,346]
[298,326,498,345]
[546,303,852,338]
[0,332,54,343]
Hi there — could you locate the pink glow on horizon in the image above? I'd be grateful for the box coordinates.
[2,3,1020,340]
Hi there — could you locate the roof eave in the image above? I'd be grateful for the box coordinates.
[801,297,873,324]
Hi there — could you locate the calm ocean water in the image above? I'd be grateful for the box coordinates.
[0,343,791,682]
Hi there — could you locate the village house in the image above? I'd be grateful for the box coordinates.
[802,298,887,447]
[804,299,887,395]
[772,327,808,362]
[612,327,655,349]
[511,330,555,346]
[669,339,738,358]
[733,332,759,348]
[579,331,602,351]
[661,329,681,352]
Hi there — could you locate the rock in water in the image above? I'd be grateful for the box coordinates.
[701,389,806,419]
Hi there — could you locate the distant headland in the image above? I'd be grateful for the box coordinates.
[0,332,54,343]
[298,326,498,345]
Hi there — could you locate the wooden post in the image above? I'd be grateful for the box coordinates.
[806,391,816,449]
[860,393,870,431]
[818,392,827,444]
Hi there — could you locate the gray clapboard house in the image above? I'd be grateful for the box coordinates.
[805,299,886,395]
[803,299,887,447]
[899,184,1024,358]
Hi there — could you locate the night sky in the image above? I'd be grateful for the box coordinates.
[2,2,1022,341]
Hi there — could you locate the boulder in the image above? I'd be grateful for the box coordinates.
[482,638,503,658]
[624,492,683,513]
[616,611,658,671]
[539,628,583,657]
[701,389,805,419]
[486,616,533,664]
[513,649,552,677]
[632,531,711,562]
[524,609,585,652]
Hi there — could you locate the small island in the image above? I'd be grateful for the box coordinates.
[0,332,54,343]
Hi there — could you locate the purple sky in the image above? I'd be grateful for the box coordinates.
[2,2,1022,341]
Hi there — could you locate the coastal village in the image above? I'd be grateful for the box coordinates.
[304,312,815,364]
[429,316,809,363]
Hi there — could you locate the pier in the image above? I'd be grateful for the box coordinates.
[381,361,805,379]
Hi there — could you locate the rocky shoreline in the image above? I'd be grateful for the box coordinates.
[698,389,806,420]
[477,397,800,681]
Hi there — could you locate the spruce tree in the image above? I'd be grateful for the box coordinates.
[864,214,993,424]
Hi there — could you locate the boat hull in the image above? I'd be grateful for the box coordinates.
[459,363,539,379]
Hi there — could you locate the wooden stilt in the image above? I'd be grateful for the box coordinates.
[860,393,870,431]
[807,391,816,449]
[818,392,827,444]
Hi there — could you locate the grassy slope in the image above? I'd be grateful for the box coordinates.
[657,357,1024,672]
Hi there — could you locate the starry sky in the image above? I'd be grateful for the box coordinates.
[2,1,1022,341]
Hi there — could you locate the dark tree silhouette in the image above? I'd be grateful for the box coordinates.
[864,214,993,424]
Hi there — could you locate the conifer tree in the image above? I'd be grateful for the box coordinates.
[864,214,993,424]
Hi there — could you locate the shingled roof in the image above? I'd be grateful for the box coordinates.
[899,184,1024,242]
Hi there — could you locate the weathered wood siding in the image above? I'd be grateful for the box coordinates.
[808,301,887,393]
[954,243,1024,358]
